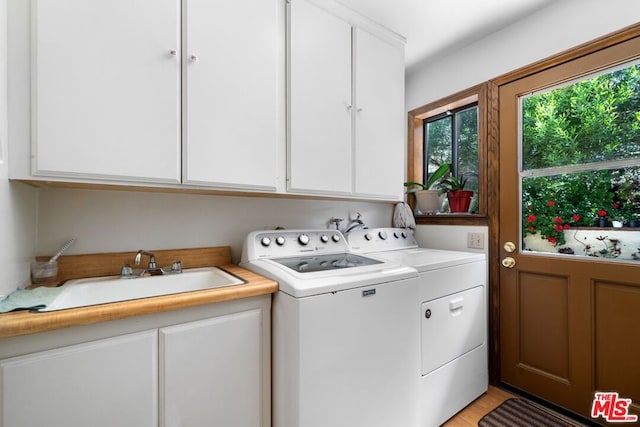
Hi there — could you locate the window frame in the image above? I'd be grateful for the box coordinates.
[407,83,490,224]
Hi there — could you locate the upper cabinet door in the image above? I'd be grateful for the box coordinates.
[32,0,181,183]
[182,0,282,191]
[353,28,405,200]
[287,0,353,195]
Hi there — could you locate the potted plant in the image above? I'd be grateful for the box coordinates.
[438,174,474,213]
[404,164,450,214]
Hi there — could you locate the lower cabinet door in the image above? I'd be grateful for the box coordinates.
[159,309,265,427]
[0,330,158,427]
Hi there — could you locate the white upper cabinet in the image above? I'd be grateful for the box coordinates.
[287,0,353,195]
[31,0,182,183]
[182,0,281,191]
[13,0,282,190]
[287,0,405,200]
[353,28,405,199]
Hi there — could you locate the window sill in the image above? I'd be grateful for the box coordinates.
[415,214,488,226]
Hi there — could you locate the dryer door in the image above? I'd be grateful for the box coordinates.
[421,285,484,375]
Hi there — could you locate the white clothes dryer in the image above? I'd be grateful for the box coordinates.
[347,227,488,427]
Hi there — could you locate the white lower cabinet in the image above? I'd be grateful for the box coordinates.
[160,310,265,426]
[0,330,158,427]
[0,297,270,427]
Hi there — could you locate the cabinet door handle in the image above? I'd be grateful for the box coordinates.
[190,54,198,63]
[169,49,177,57]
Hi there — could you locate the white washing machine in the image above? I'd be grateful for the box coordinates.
[347,227,488,427]
[241,229,420,427]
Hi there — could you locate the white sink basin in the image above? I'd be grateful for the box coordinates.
[40,267,244,312]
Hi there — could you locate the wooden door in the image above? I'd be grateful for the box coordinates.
[498,36,640,420]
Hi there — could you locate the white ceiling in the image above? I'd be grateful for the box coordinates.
[337,0,559,73]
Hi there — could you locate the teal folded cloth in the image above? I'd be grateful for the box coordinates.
[0,286,64,313]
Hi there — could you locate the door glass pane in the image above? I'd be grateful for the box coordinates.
[522,63,640,170]
[520,61,640,262]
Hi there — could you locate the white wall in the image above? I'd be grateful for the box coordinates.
[406,0,640,110]
[36,188,394,264]
[0,0,38,297]
[414,225,488,256]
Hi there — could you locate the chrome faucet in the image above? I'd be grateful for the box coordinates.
[345,212,366,233]
[135,250,157,269]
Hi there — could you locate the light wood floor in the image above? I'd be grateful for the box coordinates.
[442,385,516,426]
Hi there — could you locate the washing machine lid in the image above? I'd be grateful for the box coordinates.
[271,253,382,273]
[241,256,416,297]
[374,248,485,272]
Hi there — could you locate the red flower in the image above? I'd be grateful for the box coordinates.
[527,205,532,211]
[528,226,535,232]
[527,214,536,223]
[572,214,580,221]
[547,201,555,207]
[598,209,607,217]
[613,203,620,209]
[547,237,557,245]
[564,223,570,229]
[554,224,564,233]
[554,216,563,224]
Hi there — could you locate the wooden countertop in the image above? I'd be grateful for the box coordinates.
[0,264,278,339]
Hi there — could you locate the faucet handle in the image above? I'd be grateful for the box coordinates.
[171,260,182,273]
[120,264,134,279]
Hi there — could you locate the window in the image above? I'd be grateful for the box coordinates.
[423,103,479,212]
[520,61,640,260]
[407,83,489,222]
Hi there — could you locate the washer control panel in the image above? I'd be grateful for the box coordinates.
[245,229,347,260]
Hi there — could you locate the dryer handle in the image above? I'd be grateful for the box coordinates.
[449,297,464,313]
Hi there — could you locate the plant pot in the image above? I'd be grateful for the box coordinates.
[629,219,640,228]
[611,220,623,228]
[414,190,444,214]
[447,190,474,213]
[597,217,609,227]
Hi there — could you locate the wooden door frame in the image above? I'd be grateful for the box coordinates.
[487,22,640,385]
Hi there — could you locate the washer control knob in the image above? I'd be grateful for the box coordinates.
[378,231,388,240]
[260,236,271,247]
[393,231,400,239]
[332,234,341,243]
[298,234,310,245]
[364,233,372,241]
[275,236,286,246]
[401,231,407,238]
[320,234,329,243]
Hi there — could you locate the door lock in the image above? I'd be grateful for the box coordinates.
[502,257,516,268]
[503,241,516,253]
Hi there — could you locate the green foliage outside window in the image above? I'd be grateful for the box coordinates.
[522,64,640,247]
[522,65,640,169]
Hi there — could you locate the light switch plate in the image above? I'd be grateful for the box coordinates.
[467,232,484,249]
